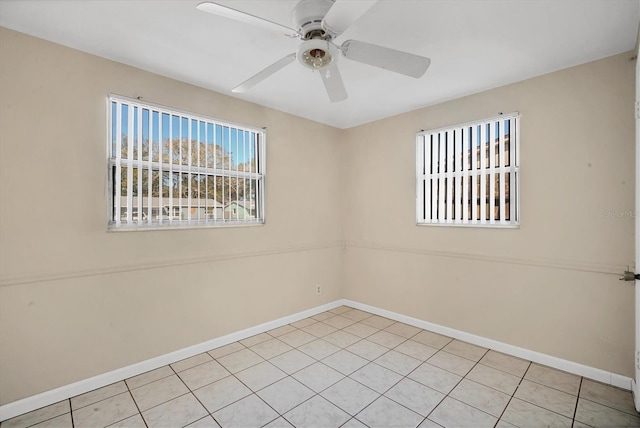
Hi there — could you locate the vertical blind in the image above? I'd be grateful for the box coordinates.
[108,95,265,229]
[416,113,519,227]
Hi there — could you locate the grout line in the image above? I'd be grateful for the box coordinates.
[572,377,584,425]
[493,362,528,426]
[9,306,633,428]
[514,363,588,422]
[423,347,487,425]
[323,311,456,423]
[577,395,640,420]
[68,399,74,428]
[123,385,147,428]
[521,368,584,397]
[493,361,586,425]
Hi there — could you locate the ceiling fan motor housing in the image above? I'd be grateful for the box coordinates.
[292,0,334,39]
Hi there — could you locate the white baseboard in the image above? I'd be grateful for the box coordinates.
[0,300,346,422]
[633,380,640,412]
[1,297,632,422]
[343,299,633,391]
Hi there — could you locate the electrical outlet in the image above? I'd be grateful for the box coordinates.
[316,285,322,295]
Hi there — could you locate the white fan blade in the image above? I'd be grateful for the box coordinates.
[321,0,377,38]
[341,39,431,78]
[196,2,298,36]
[232,53,296,93]
[320,66,348,103]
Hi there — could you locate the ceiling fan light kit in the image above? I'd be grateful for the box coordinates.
[298,39,337,70]
[197,0,431,102]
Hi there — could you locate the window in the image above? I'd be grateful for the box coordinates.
[416,113,519,227]
[108,95,265,230]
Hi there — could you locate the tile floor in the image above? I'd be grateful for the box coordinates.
[2,306,639,428]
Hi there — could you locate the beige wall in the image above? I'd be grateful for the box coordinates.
[0,25,636,406]
[0,28,344,404]
[342,52,636,377]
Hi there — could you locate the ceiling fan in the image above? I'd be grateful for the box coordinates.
[196,0,431,102]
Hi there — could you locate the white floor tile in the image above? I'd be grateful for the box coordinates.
[73,392,138,428]
[170,353,213,373]
[501,398,572,428]
[207,342,244,359]
[355,396,423,428]
[465,363,521,395]
[349,363,403,394]
[479,350,530,377]
[341,309,373,322]
[323,330,361,348]
[257,377,314,414]
[524,363,581,395]
[298,338,341,360]
[442,340,488,362]
[411,330,452,349]
[283,395,351,428]
[269,349,316,374]
[367,331,406,349]
[1,400,70,428]
[574,398,640,427]
[193,375,251,413]
[216,348,264,374]
[384,322,421,339]
[130,375,190,411]
[408,363,462,394]
[185,415,221,427]
[322,350,368,375]
[9,309,638,428]
[449,379,511,417]
[278,329,317,347]
[374,350,421,376]
[342,417,369,428]
[71,382,128,410]
[579,379,638,415]
[394,340,439,361]
[347,340,389,361]
[360,315,395,329]
[263,417,294,427]
[323,315,357,329]
[142,394,207,428]
[302,321,338,338]
[240,332,272,348]
[514,379,577,418]
[385,378,444,416]
[106,413,146,428]
[343,322,380,338]
[212,394,278,428]
[250,338,293,360]
[178,360,230,390]
[292,362,345,393]
[429,397,497,428]
[267,324,298,337]
[235,361,287,391]
[30,413,73,428]
[427,350,476,376]
[125,366,174,390]
[321,378,380,415]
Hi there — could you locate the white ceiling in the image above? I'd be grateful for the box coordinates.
[0,0,638,129]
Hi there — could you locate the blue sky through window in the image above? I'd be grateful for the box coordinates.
[111,100,256,167]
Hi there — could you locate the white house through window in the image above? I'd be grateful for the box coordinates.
[108,95,265,230]
[416,113,519,227]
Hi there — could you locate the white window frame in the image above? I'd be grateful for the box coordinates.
[107,95,266,230]
[416,113,520,227]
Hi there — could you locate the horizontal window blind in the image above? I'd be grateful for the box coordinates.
[108,95,265,230]
[416,113,519,227]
